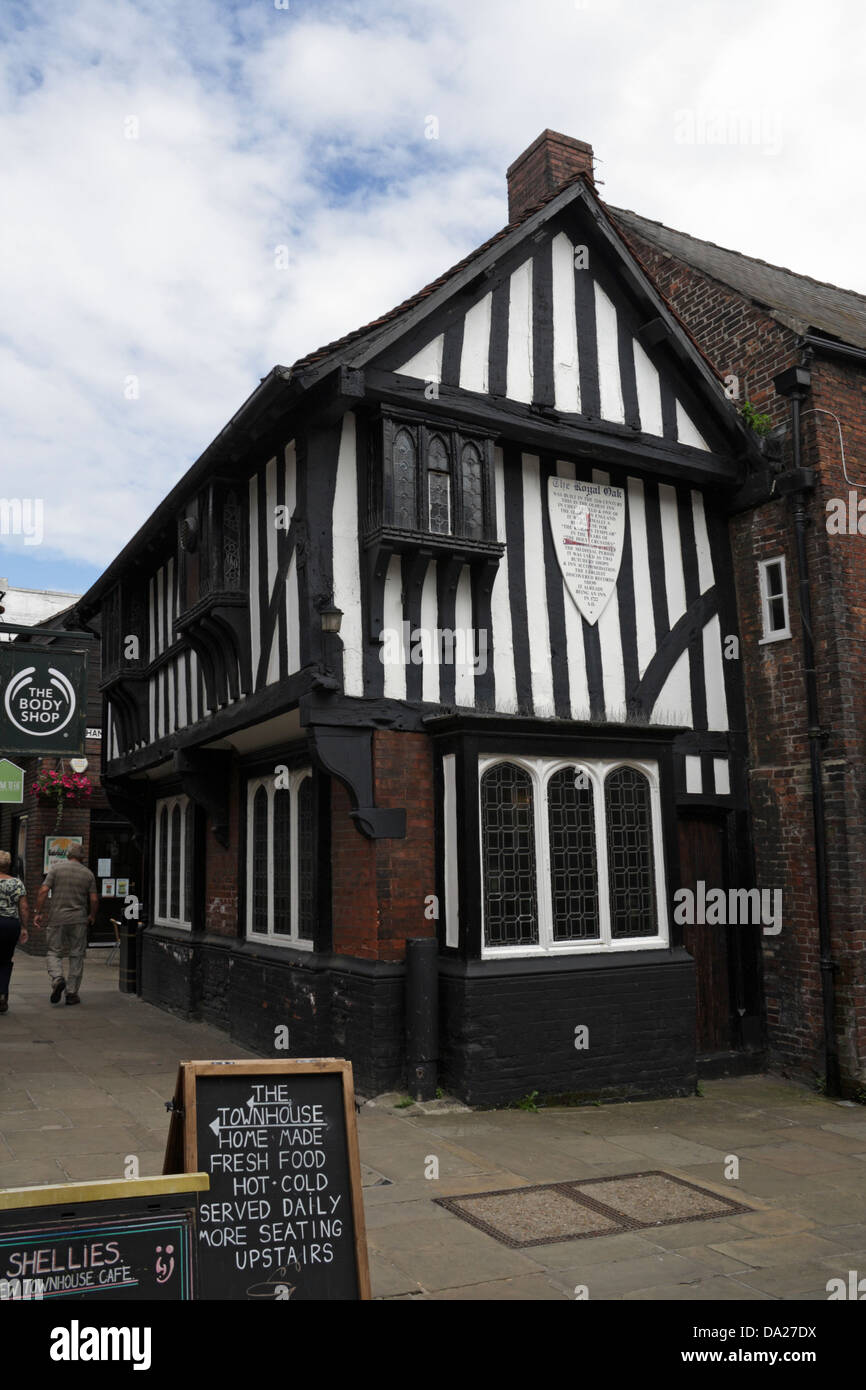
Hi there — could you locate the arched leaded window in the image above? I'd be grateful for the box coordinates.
[476,756,667,955]
[273,789,291,936]
[392,428,417,530]
[460,441,484,539]
[481,763,538,947]
[605,766,657,938]
[158,805,168,921]
[427,433,452,535]
[297,776,314,941]
[252,785,269,936]
[246,771,315,947]
[547,767,600,940]
[155,796,193,927]
[169,804,182,920]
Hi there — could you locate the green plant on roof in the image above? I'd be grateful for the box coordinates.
[740,400,773,437]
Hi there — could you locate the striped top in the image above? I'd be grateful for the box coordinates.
[0,877,25,918]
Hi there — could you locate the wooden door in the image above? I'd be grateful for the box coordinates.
[678,815,731,1053]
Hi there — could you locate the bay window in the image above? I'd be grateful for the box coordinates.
[479,756,666,956]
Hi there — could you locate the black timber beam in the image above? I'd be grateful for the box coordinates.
[363,368,744,487]
[102,667,320,777]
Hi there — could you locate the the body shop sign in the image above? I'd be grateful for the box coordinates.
[0,649,88,755]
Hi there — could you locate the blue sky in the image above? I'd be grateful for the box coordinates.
[1,0,864,597]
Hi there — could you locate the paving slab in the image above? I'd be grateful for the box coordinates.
[708,1233,844,1268]
[368,1251,425,1298]
[0,1156,69,1187]
[0,1108,73,1132]
[744,1142,861,1175]
[517,1231,654,1269]
[625,1276,774,1301]
[0,1092,37,1111]
[673,1242,756,1274]
[635,1215,758,1249]
[544,1250,713,1299]
[404,1274,570,1300]
[732,1261,841,1298]
[381,1235,546,1289]
[59,1151,166,1181]
[598,1131,729,1166]
[4,1125,143,1159]
[732,1209,818,1236]
[4,954,866,1301]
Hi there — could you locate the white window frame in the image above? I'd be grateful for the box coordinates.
[154,794,192,929]
[478,755,669,958]
[246,769,314,950]
[758,556,791,643]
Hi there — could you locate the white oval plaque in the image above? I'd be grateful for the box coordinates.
[548,477,625,625]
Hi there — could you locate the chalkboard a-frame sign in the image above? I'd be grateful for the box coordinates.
[163,1059,371,1301]
[0,1174,207,1301]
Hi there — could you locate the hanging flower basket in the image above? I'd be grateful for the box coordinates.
[31,770,93,830]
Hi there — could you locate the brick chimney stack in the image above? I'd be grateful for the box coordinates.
[506,130,595,223]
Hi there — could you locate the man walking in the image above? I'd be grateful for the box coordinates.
[34,845,99,1006]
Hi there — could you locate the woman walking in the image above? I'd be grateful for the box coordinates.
[0,850,29,1014]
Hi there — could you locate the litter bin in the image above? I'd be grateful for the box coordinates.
[119,917,139,994]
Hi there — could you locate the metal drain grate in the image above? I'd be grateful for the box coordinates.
[434,1170,752,1249]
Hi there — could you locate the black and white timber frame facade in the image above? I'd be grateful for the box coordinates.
[80,171,765,1102]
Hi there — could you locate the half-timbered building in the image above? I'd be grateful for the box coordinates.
[76,131,770,1103]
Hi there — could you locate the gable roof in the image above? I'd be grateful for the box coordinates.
[287,171,741,437]
[609,206,866,351]
[287,171,595,378]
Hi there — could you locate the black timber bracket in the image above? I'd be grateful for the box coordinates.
[173,748,232,847]
[101,776,150,838]
[99,669,150,754]
[294,364,366,428]
[310,725,406,840]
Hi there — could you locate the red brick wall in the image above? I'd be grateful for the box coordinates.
[621,222,866,1088]
[507,132,593,223]
[331,731,435,962]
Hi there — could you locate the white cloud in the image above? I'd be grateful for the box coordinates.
[0,0,863,578]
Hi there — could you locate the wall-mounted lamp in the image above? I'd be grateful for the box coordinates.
[319,600,343,635]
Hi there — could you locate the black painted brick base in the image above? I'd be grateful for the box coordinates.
[139,928,405,1097]
[139,931,697,1104]
[438,949,698,1106]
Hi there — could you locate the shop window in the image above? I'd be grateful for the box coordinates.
[245,770,315,948]
[758,557,791,642]
[479,757,667,956]
[154,795,194,928]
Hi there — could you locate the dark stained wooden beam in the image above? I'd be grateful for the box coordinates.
[364,369,744,487]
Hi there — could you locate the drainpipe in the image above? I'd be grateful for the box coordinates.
[773,365,840,1096]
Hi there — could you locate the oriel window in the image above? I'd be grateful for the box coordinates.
[427,433,452,535]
